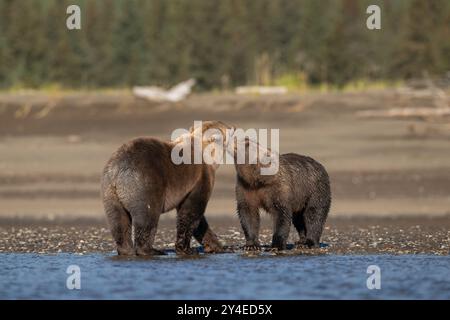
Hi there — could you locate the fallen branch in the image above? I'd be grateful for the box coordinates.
[357,107,450,119]
[133,79,196,102]
[235,86,288,95]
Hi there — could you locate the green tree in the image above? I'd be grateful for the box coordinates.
[394,0,450,78]
[84,0,116,87]
[45,0,89,87]
[110,0,147,86]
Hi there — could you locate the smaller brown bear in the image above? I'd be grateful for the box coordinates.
[226,133,331,251]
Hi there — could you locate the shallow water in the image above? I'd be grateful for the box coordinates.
[1,252,449,299]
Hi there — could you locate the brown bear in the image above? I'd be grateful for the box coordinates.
[226,131,331,251]
[101,121,231,256]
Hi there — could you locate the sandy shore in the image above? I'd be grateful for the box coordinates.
[1,90,449,256]
[1,216,449,255]
[1,90,450,219]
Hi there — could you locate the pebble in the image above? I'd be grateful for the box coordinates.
[0,220,449,255]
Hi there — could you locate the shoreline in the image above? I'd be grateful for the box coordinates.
[1,216,449,256]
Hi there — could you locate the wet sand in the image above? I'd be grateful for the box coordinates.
[1,216,449,255]
[1,90,449,256]
[1,90,450,219]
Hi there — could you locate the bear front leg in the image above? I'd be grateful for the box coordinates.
[237,202,261,251]
[176,191,209,255]
[176,212,202,255]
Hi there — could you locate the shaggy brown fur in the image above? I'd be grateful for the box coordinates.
[101,121,230,256]
[229,137,331,250]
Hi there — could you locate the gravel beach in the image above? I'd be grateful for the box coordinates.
[2,216,449,255]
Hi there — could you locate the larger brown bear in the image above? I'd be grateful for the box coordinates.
[101,121,230,256]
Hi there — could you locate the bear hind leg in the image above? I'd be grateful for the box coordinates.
[292,208,308,248]
[131,202,165,256]
[103,195,134,256]
[303,205,328,248]
[193,216,223,253]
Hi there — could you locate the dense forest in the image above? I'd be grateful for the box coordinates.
[0,0,449,90]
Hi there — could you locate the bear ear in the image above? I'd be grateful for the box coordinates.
[269,151,280,163]
[208,133,222,143]
[225,127,235,143]
[262,149,277,162]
